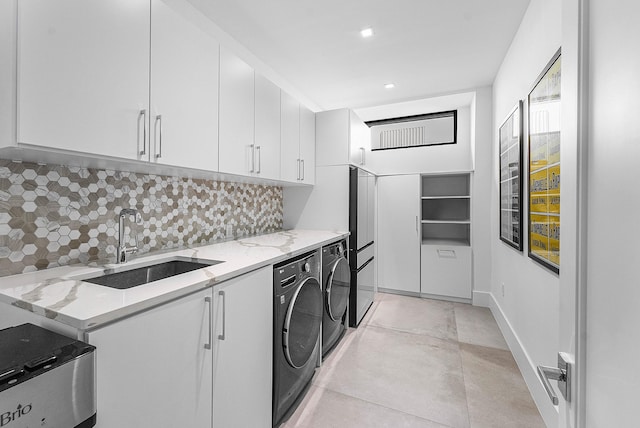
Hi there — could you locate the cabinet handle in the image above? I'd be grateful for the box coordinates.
[204,297,212,350]
[296,159,301,180]
[437,249,456,258]
[360,147,365,165]
[138,109,147,156]
[256,145,261,174]
[301,159,305,181]
[416,216,419,235]
[249,144,255,173]
[218,290,226,341]
[154,115,162,159]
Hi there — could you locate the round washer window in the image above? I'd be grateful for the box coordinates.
[284,277,322,369]
[326,257,350,321]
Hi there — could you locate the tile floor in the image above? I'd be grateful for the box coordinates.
[282,292,545,428]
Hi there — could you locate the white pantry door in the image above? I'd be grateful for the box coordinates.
[377,174,420,293]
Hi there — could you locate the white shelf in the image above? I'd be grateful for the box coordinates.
[421,238,470,247]
[421,196,470,200]
[422,220,470,224]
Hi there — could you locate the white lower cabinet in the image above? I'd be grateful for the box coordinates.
[84,266,273,428]
[420,245,472,299]
[212,266,273,428]
[86,288,213,428]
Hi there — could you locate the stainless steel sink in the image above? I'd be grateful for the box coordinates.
[81,258,223,289]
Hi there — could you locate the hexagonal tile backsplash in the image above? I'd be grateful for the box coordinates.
[0,159,283,277]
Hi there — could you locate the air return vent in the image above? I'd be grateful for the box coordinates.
[366,110,457,151]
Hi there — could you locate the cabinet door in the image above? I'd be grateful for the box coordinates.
[86,288,213,428]
[349,111,367,166]
[280,91,300,182]
[254,74,281,180]
[315,108,350,167]
[421,245,472,299]
[377,175,421,293]
[299,104,316,185]
[219,47,255,175]
[17,0,150,161]
[150,0,219,171]
[367,172,376,245]
[213,267,272,428]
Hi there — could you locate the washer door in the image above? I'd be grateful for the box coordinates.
[326,257,350,322]
[283,277,322,369]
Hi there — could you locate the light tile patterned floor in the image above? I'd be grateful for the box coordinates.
[282,293,544,428]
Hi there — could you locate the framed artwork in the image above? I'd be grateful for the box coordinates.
[499,101,523,250]
[528,49,561,274]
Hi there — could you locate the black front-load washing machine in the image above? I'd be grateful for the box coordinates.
[273,251,322,427]
[321,240,350,357]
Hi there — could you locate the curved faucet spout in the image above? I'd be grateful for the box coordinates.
[116,208,143,264]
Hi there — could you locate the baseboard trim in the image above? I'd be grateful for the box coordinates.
[377,288,471,304]
[471,290,492,307]
[487,292,558,426]
[377,287,421,298]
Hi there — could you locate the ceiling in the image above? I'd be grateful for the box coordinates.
[187,0,531,112]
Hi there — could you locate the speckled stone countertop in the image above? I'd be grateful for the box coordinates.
[0,230,348,330]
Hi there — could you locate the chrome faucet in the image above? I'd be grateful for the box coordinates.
[117,208,142,264]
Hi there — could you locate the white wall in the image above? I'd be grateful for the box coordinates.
[365,106,472,176]
[471,87,493,296]
[491,0,562,425]
[585,0,640,425]
[283,165,350,230]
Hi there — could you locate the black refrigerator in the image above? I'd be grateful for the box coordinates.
[349,166,376,327]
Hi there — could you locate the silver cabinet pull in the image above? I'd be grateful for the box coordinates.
[204,297,212,350]
[154,114,162,159]
[537,352,571,405]
[218,290,226,340]
[296,159,301,180]
[249,144,255,173]
[138,109,147,156]
[360,147,365,165]
[256,145,261,173]
[415,216,419,234]
[301,159,305,181]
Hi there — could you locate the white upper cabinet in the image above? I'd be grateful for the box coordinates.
[299,104,316,185]
[349,111,370,166]
[17,0,151,160]
[254,74,281,180]
[281,91,315,184]
[219,47,255,176]
[150,0,219,171]
[280,91,301,182]
[316,108,369,167]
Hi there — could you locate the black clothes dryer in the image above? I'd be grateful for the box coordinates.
[273,251,322,427]
[321,240,350,358]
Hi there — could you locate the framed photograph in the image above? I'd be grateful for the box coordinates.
[499,101,523,250]
[528,49,561,274]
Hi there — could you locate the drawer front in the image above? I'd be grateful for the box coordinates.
[420,245,472,299]
[357,244,375,268]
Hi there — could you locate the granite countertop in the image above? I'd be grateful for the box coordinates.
[0,229,349,331]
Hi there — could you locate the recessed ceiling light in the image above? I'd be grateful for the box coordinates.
[384,83,395,89]
[360,28,374,38]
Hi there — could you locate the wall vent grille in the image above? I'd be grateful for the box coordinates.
[367,110,457,151]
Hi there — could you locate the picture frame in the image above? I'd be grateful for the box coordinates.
[499,101,523,250]
[528,48,561,274]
